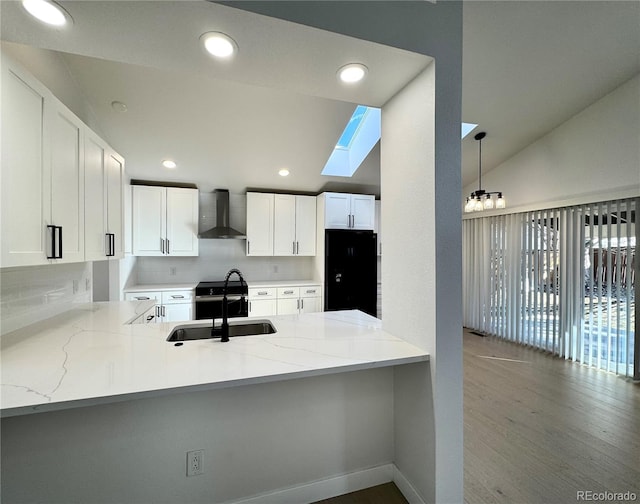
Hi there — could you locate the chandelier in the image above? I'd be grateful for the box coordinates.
[464,131,506,212]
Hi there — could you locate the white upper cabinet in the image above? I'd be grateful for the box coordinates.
[50,103,85,263]
[84,130,124,261]
[246,192,274,256]
[1,55,118,267]
[166,187,199,256]
[273,194,316,256]
[320,192,375,230]
[132,186,198,256]
[1,58,51,267]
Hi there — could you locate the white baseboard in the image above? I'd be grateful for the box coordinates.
[225,463,428,504]
[393,466,427,504]
[227,463,394,504]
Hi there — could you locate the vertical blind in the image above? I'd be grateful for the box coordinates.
[463,198,637,378]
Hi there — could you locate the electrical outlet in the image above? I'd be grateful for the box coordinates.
[169,267,177,276]
[186,450,204,477]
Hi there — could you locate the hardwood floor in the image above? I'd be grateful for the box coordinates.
[464,329,640,504]
[311,482,408,504]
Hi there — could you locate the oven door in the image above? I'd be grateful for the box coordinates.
[195,294,248,320]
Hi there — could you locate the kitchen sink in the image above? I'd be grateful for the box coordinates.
[167,320,276,342]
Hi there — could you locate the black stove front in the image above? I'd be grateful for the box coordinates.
[195,280,248,320]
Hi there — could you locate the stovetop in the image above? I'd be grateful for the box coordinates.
[195,280,248,296]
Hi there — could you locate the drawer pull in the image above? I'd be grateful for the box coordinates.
[258,291,269,296]
[135,296,150,300]
[306,289,316,294]
[171,295,185,299]
[284,290,294,294]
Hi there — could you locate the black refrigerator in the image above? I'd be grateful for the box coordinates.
[324,229,377,317]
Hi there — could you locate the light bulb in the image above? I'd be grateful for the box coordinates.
[474,197,483,212]
[496,193,506,209]
[337,63,368,84]
[22,0,69,26]
[484,194,494,210]
[201,32,237,59]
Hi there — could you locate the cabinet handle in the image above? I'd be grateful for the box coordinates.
[257,291,268,296]
[297,299,300,310]
[47,225,63,259]
[134,296,150,300]
[162,305,166,317]
[155,306,160,317]
[284,290,294,294]
[296,241,299,254]
[293,241,296,254]
[106,233,115,257]
[301,299,304,310]
[247,241,250,255]
[306,289,316,294]
[146,315,155,322]
[160,238,165,254]
[171,295,184,299]
[166,239,170,255]
[249,301,252,312]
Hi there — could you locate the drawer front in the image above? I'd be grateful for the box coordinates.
[277,286,300,299]
[248,287,276,300]
[125,291,162,302]
[300,285,321,298]
[161,290,194,304]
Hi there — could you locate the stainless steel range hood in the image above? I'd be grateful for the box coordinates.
[198,189,246,239]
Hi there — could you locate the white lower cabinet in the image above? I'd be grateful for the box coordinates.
[249,283,322,317]
[248,287,277,317]
[125,289,193,322]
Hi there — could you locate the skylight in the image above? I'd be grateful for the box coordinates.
[461,122,478,139]
[322,105,381,177]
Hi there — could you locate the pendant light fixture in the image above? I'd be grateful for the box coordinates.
[464,131,506,213]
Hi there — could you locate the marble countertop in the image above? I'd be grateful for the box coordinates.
[123,283,197,292]
[124,280,320,292]
[247,280,320,289]
[0,302,428,418]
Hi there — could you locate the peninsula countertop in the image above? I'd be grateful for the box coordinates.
[0,302,429,418]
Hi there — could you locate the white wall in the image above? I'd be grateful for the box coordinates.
[1,368,394,503]
[464,74,640,212]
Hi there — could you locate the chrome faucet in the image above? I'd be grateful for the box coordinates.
[213,268,246,342]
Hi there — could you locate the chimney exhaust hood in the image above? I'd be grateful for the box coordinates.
[198,189,246,239]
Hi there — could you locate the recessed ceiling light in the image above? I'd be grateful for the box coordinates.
[278,168,290,177]
[201,32,237,59]
[111,101,128,113]
[22,0,71,27]
[337,63,368,84]
[162,160,177,169]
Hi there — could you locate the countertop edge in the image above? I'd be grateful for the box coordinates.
[0,354,429,418]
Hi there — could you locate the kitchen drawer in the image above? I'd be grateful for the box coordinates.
[161,290,193,304]
[125,291,162,302]
[248,287,276,300]
[277,287,300,299]
[300,285,321,298]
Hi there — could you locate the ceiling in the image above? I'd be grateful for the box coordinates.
[1,1,639,194]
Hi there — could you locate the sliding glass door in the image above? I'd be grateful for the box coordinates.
[463,198,637,378]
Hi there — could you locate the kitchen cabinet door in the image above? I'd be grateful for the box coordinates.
[323,192,351,229]
[350,194,375,230]
[300,296,322,314]
[277,298,299,316]
[295,195,317,256]
[249,299,277,317]
[1,58,51,267]
[106,151,125,259]
[162,303,193,322]
[49,102,85,263]
[166,188,199,256]
[132,186,166,256]
[246,192,274,256]
[273,194,296,256]
[85,132,125,261]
